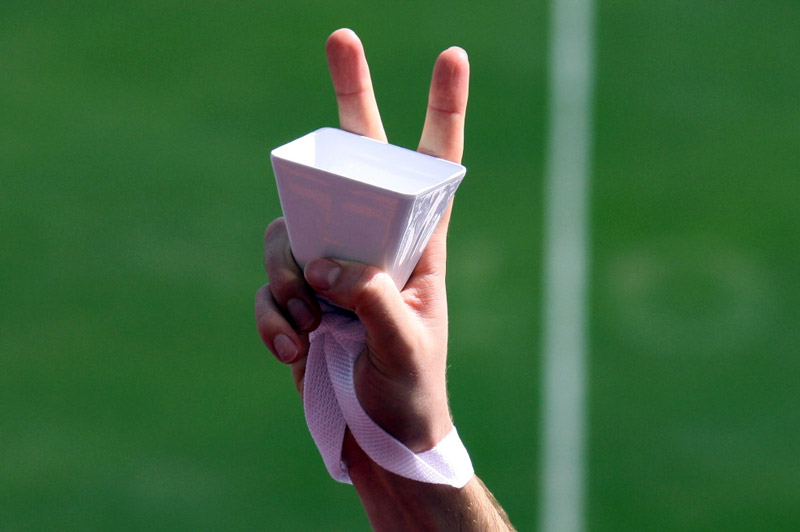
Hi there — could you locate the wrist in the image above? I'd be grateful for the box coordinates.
[343,431,473,531]
[344,432,514,532]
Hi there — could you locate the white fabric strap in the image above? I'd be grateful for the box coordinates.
[303,301,474,488]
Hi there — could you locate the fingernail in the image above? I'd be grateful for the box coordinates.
[273,334,298,364]
[305,259,341,291]
[287,298,315,331]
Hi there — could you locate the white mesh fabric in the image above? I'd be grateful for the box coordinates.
[303,301,474,488]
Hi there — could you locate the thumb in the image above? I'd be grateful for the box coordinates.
[304,258,419,354]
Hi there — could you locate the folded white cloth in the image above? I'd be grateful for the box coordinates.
[303,300,474,488]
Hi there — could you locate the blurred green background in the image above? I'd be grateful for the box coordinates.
[2,1,798,530]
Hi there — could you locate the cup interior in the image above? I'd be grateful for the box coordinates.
[271,128,464,196]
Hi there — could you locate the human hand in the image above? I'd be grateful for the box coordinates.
[255,28,469,454]
[255,30,517,532]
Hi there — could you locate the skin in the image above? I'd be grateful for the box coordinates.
[255,28,515,532]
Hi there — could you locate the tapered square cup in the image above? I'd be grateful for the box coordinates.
[270,127,466,289]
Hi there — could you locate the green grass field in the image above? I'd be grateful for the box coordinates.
[2,2,798,530]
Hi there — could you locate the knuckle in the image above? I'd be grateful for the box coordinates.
[263,219,307,306]
[255,293,281,341]
[254,284,271,313]
[267,269,300,304]
[264,217,286,243]
[350,266,389,312]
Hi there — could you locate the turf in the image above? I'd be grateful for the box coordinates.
[1,1,798,530]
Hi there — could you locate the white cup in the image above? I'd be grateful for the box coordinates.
[271,127,466,289]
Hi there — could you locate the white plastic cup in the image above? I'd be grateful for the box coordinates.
[270,127,466,289]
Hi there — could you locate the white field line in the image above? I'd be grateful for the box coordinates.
[539,0,595,531]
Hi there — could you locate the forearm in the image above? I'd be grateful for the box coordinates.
[344,432,516,532]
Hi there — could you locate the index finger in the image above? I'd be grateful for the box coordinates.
[326,29,387,142]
